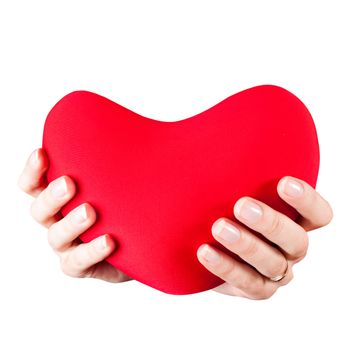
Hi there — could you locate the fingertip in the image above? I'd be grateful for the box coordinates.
[96,234,117,256]
[197,244,221,266]
[28,148,48,171]
[60,175,76,196]
[18,149,48,195]
[326,200,334,222]
[81,202,97,222]
[277,176,290,196]
[104,234,116,250]
[29,149,39,166]
[37,148,49,169]
[197,243,214,260]
[233,196,251,216]
[278,176,305,199]
[91,235,109,258]
[197,243,208,256]
[211,218,225,237]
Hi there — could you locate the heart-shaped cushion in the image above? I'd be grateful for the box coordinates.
[42,85,319,295]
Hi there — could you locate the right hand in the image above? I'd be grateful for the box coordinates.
[18,148,131,283]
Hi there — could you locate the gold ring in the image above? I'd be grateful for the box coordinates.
[269,260,289,282]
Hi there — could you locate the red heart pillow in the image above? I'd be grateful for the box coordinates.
[42,85,319,294]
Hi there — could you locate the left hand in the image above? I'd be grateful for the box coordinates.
[197,176,333,299]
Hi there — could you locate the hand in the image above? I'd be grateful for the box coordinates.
[18,148,131,283]
[197,176,333,299]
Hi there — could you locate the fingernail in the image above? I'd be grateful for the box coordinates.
[97,235,108,251]
[283,178,304,197]
[212,218,240,244]
[51,178,67,198]
[236,199,263,223]
[29,149,39,167]
[199,244,220,265]
[72,204,88,224]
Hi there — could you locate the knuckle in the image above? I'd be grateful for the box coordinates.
[292,231,309,260]
[60,215,77,241]
[240,235,259,259]
[30,192,54,227]
[29,200,36,218]
[40,189,54,212]
[217,259,236,282]
[47,224,58,250]
[78,243,100,269]
[59,255,75,277]
[47,220,67,251]
[266,212,284,238]
[72,251,86,270]
[239,274,256,292]
[39,185,67,215]
[18,172,42,195]
[303,195,333,230]
[248,276,266,295]
[17,173,32,192]
[17,175,28,192]
[30,199,42,223]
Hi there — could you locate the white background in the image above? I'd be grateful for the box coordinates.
[1,1,349,349]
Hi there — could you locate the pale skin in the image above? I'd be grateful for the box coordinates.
[18,148,333,299]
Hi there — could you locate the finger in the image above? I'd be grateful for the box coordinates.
[30,175,76,228]
[197,244,280,300]
[17,148,49,197]
[59,234,116,278]
[212,283,250,298]
[211,217,288,280]
[233,196,309,261]
[48,203,96,252]
[213,260,294,297]
[277,176,333,231]
[85,261,132,283]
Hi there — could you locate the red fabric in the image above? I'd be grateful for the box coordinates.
[42,85,319,294]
